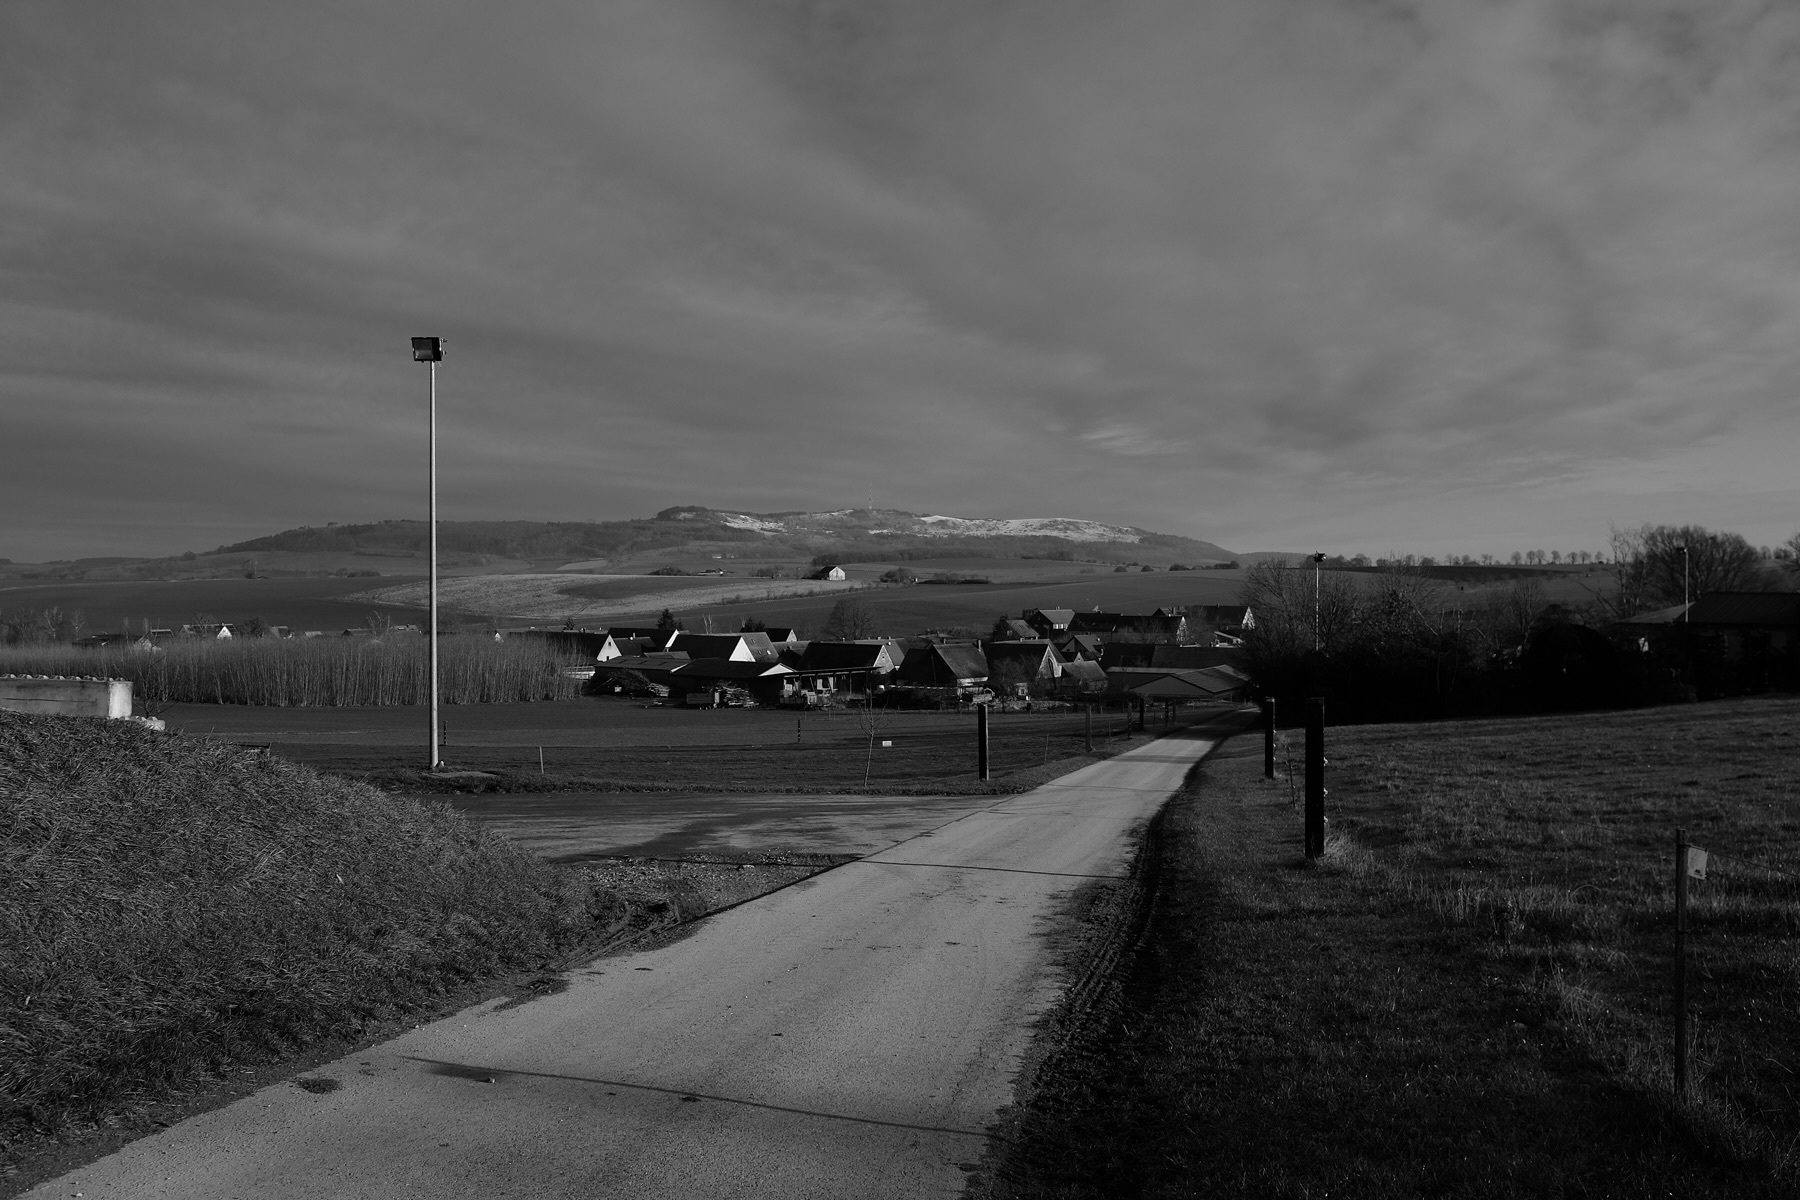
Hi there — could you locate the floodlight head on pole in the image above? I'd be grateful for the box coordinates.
[411,336,445,363]
[1311,552,1327,564]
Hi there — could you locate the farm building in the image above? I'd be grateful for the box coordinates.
[1101,644,1244,672]
[1069,611,1189,643]
[780,640,902,699]
[1023,608,1077,636]
[1189,604,1254,632]
[669,659,795,705]
[664,630,781,663]
[984,640,1065,693]
[1058,658,1108,696]
[897,644,989,688]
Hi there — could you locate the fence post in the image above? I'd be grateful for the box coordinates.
[1136,695,1146,732]
[977,702,990,781]
[1085,705,1093,753]
[1674,825,1689,1099]
[1262,698,1276,779]
[1304,697,1325,859]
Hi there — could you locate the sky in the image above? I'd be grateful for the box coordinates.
[4,0,1799,562]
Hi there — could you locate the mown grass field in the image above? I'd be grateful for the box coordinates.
[988,696,1800,1198]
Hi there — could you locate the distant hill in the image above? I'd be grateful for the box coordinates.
[217,506,1240,567]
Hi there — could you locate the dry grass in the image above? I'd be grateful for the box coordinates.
[0,711,615,1159]
[0,637,584,706]
[984,696,1800,1198]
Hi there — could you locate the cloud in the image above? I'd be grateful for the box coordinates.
[3,0,1799,561]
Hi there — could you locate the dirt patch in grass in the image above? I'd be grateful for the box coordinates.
[977,698,1800,1198]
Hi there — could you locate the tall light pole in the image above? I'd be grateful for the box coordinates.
[412,336,445,769]
[1311,552,1326,653]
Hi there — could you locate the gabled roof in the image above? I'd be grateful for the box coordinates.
[1027,608,1076,628]
[999,619,1038,640]
[796,641,895,672]
[1059,658,1107,684]
[1683,591,1800,627]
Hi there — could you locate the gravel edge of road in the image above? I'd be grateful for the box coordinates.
[960,753,1199,1199]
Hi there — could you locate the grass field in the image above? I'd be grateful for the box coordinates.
[986,696,1800,1198]
[211,703,1171,794]
[0,576,427,633]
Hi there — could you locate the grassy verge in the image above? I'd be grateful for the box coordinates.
[981,696,1800,1198]
[0,711,833,1185]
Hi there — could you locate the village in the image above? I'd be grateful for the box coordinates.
[524,603,1256,711]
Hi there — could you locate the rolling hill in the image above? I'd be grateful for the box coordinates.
[216,506,1240,569]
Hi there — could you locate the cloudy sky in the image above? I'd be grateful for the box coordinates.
[4,0,1799,561]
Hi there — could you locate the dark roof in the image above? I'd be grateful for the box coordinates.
[671,658,792,681]
[1027,608,1076,628]
[1150,645,1242,670]
[999,619,1038,640]
[1683,592,1800,627]
[897,644,989,684]
[1059,659,1107,683]
[666,631,781,662]
[797,642,893,672]
[1191,605,1250,626]
[985,639,1062,665]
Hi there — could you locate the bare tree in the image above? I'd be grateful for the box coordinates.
[821,597,876,640]
[1638,524,1768,605]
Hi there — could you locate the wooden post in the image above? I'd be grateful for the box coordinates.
[1136,695,1146,732]
[538,746,545,776]
[1085,705,1093,753]
[977,702,990,781]
[1304,697,1325,859]
[1262,698,1276,780]
[1675,825,1689,1099]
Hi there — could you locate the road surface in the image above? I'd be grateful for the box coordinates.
[27,725,1224,1200]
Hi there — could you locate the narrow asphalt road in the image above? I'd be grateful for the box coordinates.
[29,724,1226,1200]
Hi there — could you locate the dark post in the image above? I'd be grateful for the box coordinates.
[1675,825,1688,1098]
[1262,698,1276,779]
[1136,695,1146,732]
[1085,705,1093,753]
[977,702,990,781]
[1304,697,1325,859]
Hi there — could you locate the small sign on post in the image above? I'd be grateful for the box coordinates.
[1674,827,1706,1099]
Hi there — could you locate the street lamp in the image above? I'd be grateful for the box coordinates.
[412,336,444,769]
[1311,552,1327,652]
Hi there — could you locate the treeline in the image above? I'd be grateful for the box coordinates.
[1241,524,1800,724]
[0,637,584,706]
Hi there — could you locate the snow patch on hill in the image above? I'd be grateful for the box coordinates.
[916,515,1142,543]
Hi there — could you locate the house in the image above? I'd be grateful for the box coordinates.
[810,565,848,581]
[604,625,677,646]
[1678,592,1800,656]
[984,640,1065,693]
[668,658,795,705]
[1023,608,1076,636]
[1189,605,1254,633]
[501,628,611,658]
[592,652,691,695]
[1070,611,1189,644]
[896,644,989,688]
[1057,658,1108,696]
[994,619,1038,641]
[782,640,903,698]
[664,631,781,663]
[762,627,800,646]
[1055,632,1104,661]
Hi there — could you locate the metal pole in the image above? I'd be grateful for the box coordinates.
[1314,560,1320,652]
[977,703,990,781]
[1675,825,1689,1098]
[1304,697,1325,859]
[430,358,440,770]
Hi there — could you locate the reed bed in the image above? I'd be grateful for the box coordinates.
[0,636,584,706]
